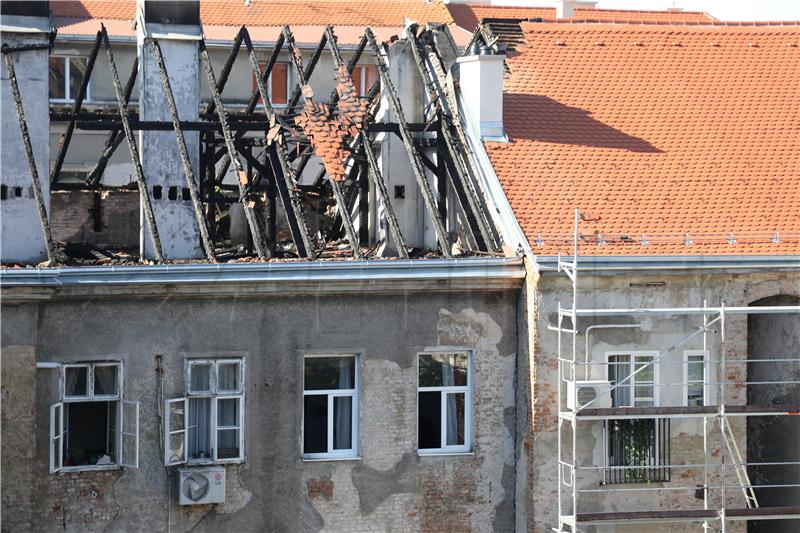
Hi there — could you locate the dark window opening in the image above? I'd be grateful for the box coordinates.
[303,395,327,454]
[418,391,441,449]
[1,185,7,200]
[168,186,178,201]
[14,186,22,197]
[152,185,162,199]
[394,185,405,199]
[181,187,191,201]
[63,401,117,467]
[605,418,670,484]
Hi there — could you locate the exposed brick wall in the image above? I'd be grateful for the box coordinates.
[50,190,139,249]
[307,477,334,500]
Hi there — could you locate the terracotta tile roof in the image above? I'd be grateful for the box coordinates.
[50,0,453,27]
[486,22,800,256]
[449,4,716,33]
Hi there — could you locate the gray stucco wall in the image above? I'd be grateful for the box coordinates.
[1,286,518,532]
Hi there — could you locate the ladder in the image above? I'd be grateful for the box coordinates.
[720,415,759,509]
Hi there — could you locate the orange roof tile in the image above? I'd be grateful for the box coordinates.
[50,0,453,27]
[448,4,716,33]
[486,22,800,256]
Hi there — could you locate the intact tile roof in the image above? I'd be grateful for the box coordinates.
[487,22,800,256]
[449,4,716,32]
[51,0,453,28]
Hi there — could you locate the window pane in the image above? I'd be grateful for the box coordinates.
[217,429,240,459]
[69,57,87,99]
[634,386,654,407]
[188,398,211,460]
[271,63,288,105]
[304,357,355,391]
[688,357,704,382]
[351,65,362,96]
[609,355,631,407]
[94,365,118,396]
[333,396,352,450]
[65,366,88,397]
[170,400,185,431]
[49,57,66,99]
[635,358,654,382]
[445,392,465,446]
[688,384,704,406]
[217,362,240,392]
[217,398,239,428]
[169,433,185,464]
[304,395,327,453]
[189,363,212,393]
[418,391,441,449]
[419,353,468,387]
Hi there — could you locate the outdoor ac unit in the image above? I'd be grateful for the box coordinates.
[567,380,612,411]
[177,467,226,505]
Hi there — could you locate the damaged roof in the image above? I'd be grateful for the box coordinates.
[487,20,800,256]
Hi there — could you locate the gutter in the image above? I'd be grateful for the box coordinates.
[535,255,800,273]
[0,257,524,287]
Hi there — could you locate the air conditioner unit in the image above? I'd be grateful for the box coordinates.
[567,380,612,411]
[177,467,226,505]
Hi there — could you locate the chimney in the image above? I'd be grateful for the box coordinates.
[556,1,597,19]
[136,0,204,259]
[0,1,53,263]
[456,50,506,141]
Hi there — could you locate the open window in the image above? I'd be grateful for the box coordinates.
[164,359,245,466]
[684,350,708,407]
[417,352,472,454]
[351,65,379,97]
[49,362,139,472]
[302,355,359,459]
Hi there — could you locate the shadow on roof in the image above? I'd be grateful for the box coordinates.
[504,94,662,153]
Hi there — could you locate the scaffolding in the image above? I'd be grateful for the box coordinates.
[554,210,800,532]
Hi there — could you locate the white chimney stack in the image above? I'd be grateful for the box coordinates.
[556,1,597,19]
[457,53,506,141]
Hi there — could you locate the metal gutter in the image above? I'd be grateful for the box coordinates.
[535,255,800,272]
[0,257,524,287]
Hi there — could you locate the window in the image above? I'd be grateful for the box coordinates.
[303,355,358,459]
[164,359,244,466]
[351,65,379,97]
[253,62,289,106]
[49,56,90,102]
[417,352,471,454]
[605,352,668,483]
[50,362,139,472]
[685,350,707,407]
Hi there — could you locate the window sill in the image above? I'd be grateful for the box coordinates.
[302,456,361,463]
[59,464,121,473]
[417,451,474,457]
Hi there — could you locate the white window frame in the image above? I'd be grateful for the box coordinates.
[605,351,660,408]
[49,55,91,103]
[164,358,245,466]
[50,361,138,473]
[684,350,708,407]
[302,354,359,460]
[417,351,473,455]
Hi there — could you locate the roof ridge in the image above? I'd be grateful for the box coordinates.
[524,19,800,28]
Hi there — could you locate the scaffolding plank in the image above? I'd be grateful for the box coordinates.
[576,404,800,419]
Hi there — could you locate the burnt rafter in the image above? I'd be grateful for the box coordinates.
[36,24,497,264]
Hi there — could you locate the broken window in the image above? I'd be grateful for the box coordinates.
[303,355,358,459]
[50,362,139,472]
[605,352,669,483]
[253,61,289,106]
[417,352,471,454]
[351,65,379,97]
[164,359,244,466]
[49,56,90,102]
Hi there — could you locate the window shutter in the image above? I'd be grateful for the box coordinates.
[164,398,188,466]
[49,402,64,473]
[364,66,379,95]
[121,400,140,468]
[271,63,288,105]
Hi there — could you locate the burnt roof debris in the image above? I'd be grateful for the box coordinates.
[4,23,501,267]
